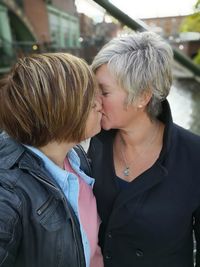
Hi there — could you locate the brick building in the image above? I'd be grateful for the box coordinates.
[78,12,122,63]
[48,0,77,15]
[23,0,80,49]
[0,0,80,74]
[142,15,200,59]
[23,0,51,43]
[142,15,187,38]
[79,13,95,40]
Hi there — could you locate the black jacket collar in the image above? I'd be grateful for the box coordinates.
[158,99,174,162]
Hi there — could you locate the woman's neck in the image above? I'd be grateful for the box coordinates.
[114,116,164,181]
[38,141,75,169]
[117,115,163,150]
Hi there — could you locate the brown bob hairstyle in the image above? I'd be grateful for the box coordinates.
[0,53,97,147]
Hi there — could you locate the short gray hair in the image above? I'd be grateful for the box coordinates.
[92,31,173,119]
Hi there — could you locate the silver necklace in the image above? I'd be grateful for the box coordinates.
[120,141,134,176]
[119,121,161,177]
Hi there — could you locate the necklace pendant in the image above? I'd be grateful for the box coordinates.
[123,167,130,176]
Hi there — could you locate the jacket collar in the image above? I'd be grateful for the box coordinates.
[0,132,26,169]
[158,99,174,163]
[0,132,62,198]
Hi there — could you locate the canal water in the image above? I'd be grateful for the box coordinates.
[168,78,200,136]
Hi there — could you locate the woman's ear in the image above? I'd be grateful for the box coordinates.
[137,90,152,109]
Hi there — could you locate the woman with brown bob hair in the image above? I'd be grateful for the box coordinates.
[0,53,103,267]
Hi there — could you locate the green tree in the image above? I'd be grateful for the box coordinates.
[180,0,200,65]
[180,0,200,32]
[194,49,200,64]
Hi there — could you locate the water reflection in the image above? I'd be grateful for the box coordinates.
[168,79,200,136]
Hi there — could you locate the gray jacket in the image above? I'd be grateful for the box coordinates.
[0,133,86,267]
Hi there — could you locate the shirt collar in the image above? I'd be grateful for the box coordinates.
[25,145,94,187]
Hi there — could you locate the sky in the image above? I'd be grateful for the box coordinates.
[75,0,196,21]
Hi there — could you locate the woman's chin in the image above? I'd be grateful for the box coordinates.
[85,126,101,139]
[101,124,111,131]
[94,126,102,136]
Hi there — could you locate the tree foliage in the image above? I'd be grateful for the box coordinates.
[194,49,200,64]
[180,0,200,32]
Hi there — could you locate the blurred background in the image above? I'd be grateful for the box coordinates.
[0,0,200,134]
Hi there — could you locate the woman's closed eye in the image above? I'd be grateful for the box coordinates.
[101,91,109,96]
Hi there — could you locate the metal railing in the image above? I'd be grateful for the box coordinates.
[92,0,200,78]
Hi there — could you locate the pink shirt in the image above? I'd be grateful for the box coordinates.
[64,158,104,267]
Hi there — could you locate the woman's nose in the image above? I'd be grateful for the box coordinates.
[96,100,102,111]
[96,97,102,111]
[95,95,102,111]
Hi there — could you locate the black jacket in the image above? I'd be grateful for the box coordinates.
[0,133,86,267]
[88,100,200,267]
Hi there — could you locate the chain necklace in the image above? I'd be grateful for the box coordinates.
[119,121,161,177]
[120,147,133,176]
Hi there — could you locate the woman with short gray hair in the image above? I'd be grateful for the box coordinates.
[88,31,200,267]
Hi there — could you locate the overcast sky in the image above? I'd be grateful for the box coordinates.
[76,0,196,21]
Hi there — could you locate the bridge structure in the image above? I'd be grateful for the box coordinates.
[0,0,37,74]
[0,0,80,75]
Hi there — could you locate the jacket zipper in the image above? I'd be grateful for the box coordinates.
[29,172,59,191]
[36,195,54,215]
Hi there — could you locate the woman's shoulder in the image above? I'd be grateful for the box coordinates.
[174,123,200,142]
[173,123,200,152]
